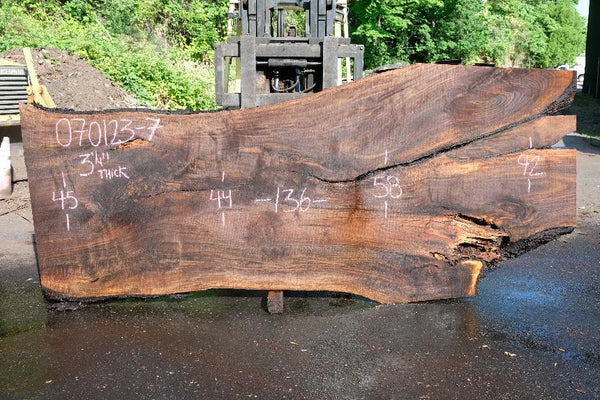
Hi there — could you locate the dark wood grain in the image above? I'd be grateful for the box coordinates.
[20,64,576,303]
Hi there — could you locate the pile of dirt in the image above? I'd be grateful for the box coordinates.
[1,47,138,110]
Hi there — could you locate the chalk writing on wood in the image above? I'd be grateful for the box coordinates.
[55,117,162,148]
[53,172,78,231]
[372,175,403,219]
[254,187,327,213]
[78,151,109,177]
[209,171,234,228]
[518,137,545,193]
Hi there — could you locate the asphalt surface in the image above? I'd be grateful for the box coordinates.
[0,135,598,400]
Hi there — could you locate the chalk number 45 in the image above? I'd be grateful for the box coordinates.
[52,190,78,210]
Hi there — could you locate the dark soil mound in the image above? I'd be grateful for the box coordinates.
[1,47,138,110]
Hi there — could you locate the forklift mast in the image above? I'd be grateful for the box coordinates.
[215,0,363,109]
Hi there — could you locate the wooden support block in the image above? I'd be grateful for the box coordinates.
[20,64,577,303]
[267,290,284,314]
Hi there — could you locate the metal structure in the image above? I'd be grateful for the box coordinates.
[0,48,55,127]
[215,0,364,109]
[0,60,28,127]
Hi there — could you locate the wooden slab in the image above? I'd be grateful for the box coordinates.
[20,64,577,303]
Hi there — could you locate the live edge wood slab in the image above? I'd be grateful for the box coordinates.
[20,63,576,303]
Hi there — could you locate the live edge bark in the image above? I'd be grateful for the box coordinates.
[20,64,577,303]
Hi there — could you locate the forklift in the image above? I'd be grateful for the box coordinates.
[214,1,363,313]
[214,0,364,109]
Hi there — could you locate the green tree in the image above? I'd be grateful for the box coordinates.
[483,0,548,67]
[350,0,444,68]
[160,0,229,62]
[350,0,489,67]
[427,0,489,63]
[350,0,586,69]
[534,0,587,67]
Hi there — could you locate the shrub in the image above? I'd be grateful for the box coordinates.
[0,0,222,110]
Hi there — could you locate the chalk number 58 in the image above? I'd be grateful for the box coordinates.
[372,175,403,199]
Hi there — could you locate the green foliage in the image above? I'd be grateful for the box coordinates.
[484,0,545,67]
[283,8,306,36]
[0,0,226,110]
[428,0,489,64]
[350,0,444,67]
[95,0,139,35]
[63,0,97,24]
[536,0,587,68]
[350,0,587,69]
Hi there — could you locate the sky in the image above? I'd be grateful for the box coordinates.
[576,0,589,19]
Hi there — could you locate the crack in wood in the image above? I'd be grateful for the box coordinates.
[501,226,575,258]
[113,137,149,150]
[306,113,563,184]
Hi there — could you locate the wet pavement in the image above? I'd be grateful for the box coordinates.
[1,135,599,399]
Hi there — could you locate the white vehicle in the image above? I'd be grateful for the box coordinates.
[557,54,586,83]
